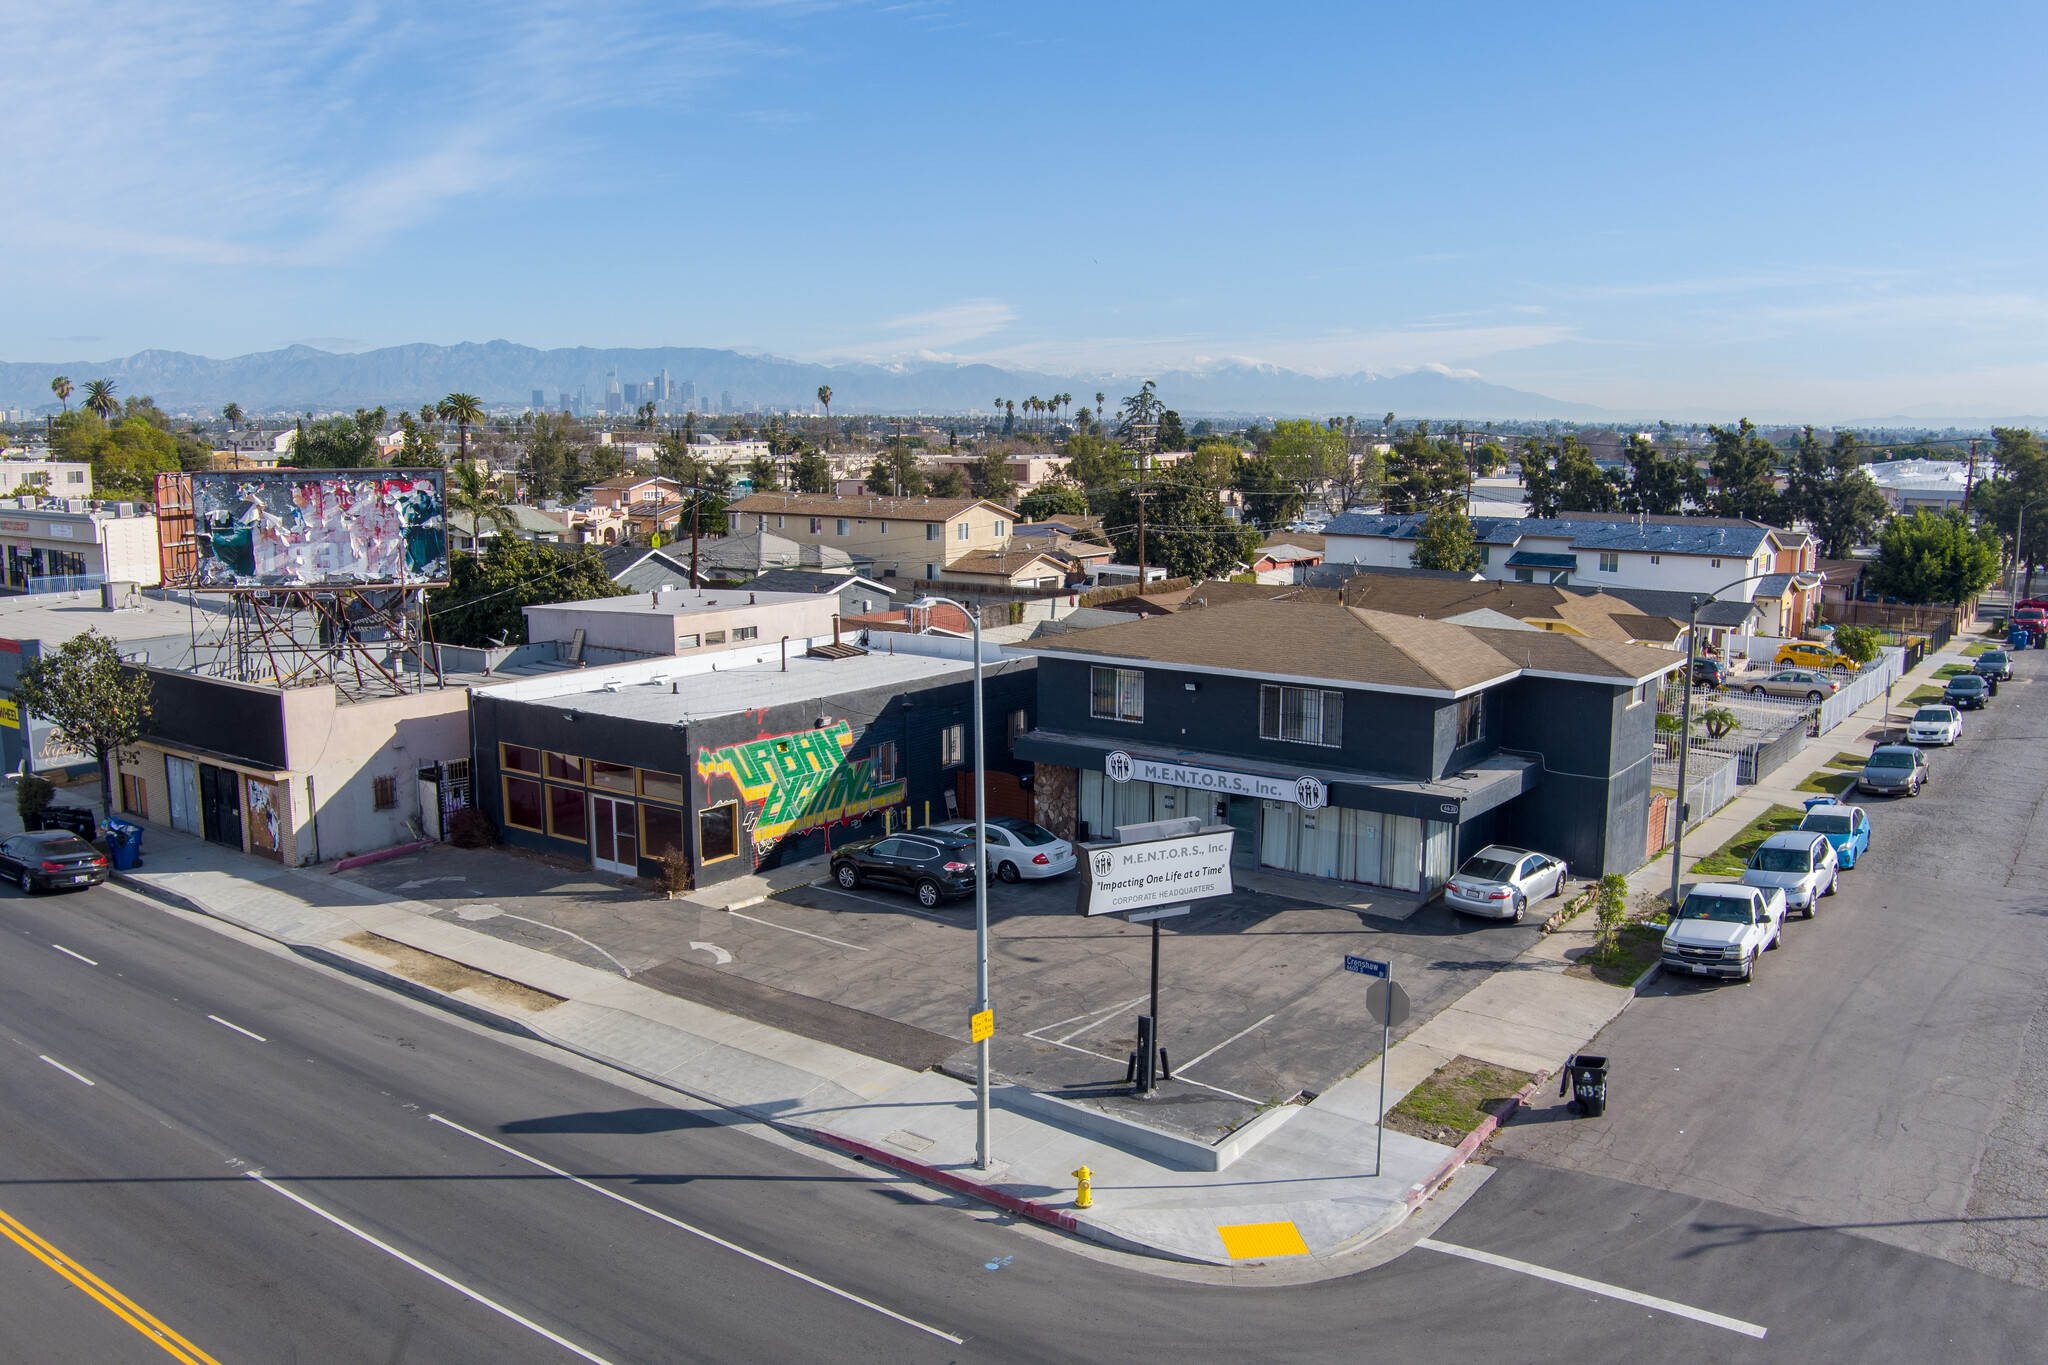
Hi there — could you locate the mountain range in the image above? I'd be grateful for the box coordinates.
[0,341,1606,422]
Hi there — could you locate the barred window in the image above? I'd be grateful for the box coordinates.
[373,774,398,810]
[1259,685,1343,747]
[1090,667,1144,723]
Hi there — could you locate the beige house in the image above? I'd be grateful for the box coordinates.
[725,494,1019,583]
[940,548,1074,590]
[521,586,841,658]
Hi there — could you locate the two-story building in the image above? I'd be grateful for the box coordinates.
[0,498,160,594]
[725,494,1019,586]
[1015,596,1682,894]
[1324,512,1812,608]
[520,586,842,660]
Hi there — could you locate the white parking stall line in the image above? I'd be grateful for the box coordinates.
[801,885,950,924]
[727,908,872,949]
[427,1115,965,1345]
[50,944,98,966]
[1033,995,1147,1046]
[206,1015,268,1043]
[1172,1013,1277,1075]
[38,1056,95,1086]
[244,1173,621,1363]
[1417,1238,1767,1338]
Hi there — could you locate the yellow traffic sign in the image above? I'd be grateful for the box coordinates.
[969,1008,993,1042]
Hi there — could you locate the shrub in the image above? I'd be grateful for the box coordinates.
[16,773,53,821]
[1592,873,1629,952]
[1655,712,1682,735]
[446,806,497,848]
[1700,706,1740,738]
[1833,625,1880,664]
[655,851,693,898]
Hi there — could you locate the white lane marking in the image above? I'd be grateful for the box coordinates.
[1023,1035,1260,1103]
[1416,1238,1767,1338]
[728,907,873,948]
[495,914,634,978]
[803,885,952,923]
[686,941,734,965]
[1173,1013,1278,1075]
[427,1114,964,1345]
[50,944,97,966]
[244,1172,621,1364]
[396,876,466,890]
[38,1055,94,1086]
[1052,995,1147,1046]
[207,1015,268,1043]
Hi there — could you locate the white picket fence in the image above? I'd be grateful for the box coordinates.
[1813,647,1907,736]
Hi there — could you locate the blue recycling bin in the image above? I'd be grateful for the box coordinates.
[103,817,142,871]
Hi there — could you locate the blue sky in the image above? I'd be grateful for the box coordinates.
[4,1,2045,415]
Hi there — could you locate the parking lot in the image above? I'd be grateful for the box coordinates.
[337,840,1554,1137]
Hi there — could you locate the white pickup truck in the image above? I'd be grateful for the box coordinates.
[1661,883,1786,983]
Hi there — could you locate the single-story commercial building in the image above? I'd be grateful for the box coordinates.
[1015,596,1682,894]
[468,634,1038,888]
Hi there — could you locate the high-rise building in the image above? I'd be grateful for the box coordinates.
[679,381,697,408]
[657,369,671,401]
[720,390,734,413]
[605,375,623,415]
[559,392,571,414]
[531,389,545,410]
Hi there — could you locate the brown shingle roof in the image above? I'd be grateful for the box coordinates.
[945,548,1070,577]
[728,493,1017,520]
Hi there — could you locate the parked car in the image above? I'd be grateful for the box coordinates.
[929,816,1077,882]
[1858,744,1930,796]
[830,832,980,908]
[1774,642,1859,673]
[1944,674,1989,710]
[1690,657,1729,689]
[1661,883,1786,982]
[1443,844,1568,923]
[0,830,110,893]
[1907,705,1964,745]
[1740,830,1839,918]
[2013,607,2047,645]
[1748,669,1842,702]
[1797,800,1871,869]
[1975,649,2013,682]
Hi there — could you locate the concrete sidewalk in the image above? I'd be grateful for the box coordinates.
[88,817,1650,1272]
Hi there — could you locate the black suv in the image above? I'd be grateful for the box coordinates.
[832,832,979,908]
[1690,657,1728,689]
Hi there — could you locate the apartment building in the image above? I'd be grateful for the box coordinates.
[725,493,1019,583]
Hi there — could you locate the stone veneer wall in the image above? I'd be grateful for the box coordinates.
[1033,762,1077,839]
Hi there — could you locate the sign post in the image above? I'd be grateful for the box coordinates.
[1345,956,1410,1176]
[1079,826,1236,1097]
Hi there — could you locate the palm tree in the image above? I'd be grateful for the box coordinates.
[1095,391,1106,421]
[49,376,72,411]
[446,460,516,554]
[817,385,833,451]
[437,392,485,468]
[83,379,118,421]
[222,402,243,430]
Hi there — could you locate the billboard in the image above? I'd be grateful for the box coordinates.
[1075,827,1236,916]
[175,469,447,589]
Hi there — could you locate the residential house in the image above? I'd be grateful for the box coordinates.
[1016,596,1683,888]
[690,530,859,583]
[1249,542,1324,584]
[725,493,1020,584]
[939,548,1074,592]
[598,545,705,594]
[734,568,893,620]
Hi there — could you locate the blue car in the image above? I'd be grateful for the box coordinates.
[1797,799,1870,869]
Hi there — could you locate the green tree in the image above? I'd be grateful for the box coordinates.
[1115,381,1165,442]
[51,411,181,498]
[397,411,442,465]
[927,466,970,499]
[1098,474,1260,580]
[1519,433,1620,517]
[446,461,517,550]
[1831,624,1880,664]
[1155,409,1188,451]
[288,407,386,468]
[748,452,782,492]
[1409,506,1482,572]
[790,446,834,493]
[1059,431,1132,489]
[428,537,629,647]
[967,447,1018,506]
[1264,418,1351,491]
[50,375,72,411]
[866,443,923,496]
[1866,509,2000,605]
[437,393,485,467]
[221,402,243,430]
[82,379,118,421]
[1017,478,1091,521]
[816,385,833,449]
[1617,434,1704,514]
[1705,419,1783,522]
[1381,422,1468,515]
[1232,454,1306,528]
[520,413,573,499]
[11,629,153,815]
[1971,428,2048,579]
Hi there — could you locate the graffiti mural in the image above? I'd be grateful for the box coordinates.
[695,719,906,851]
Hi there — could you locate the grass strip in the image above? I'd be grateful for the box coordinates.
[1690,802,1807,876]
[1385,1056,1535,1144]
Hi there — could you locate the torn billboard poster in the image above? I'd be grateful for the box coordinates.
[191,469,447,588]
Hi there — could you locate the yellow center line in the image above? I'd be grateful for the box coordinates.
[0,1203,224,1365]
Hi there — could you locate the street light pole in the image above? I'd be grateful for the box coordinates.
[2007,497,2048,603]
[912,594,992,1171]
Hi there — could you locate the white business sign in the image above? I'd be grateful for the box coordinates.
[1078,828,1236,916]
[1105,749,1326,810]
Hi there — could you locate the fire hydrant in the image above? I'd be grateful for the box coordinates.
[1072,1166,1093,1209]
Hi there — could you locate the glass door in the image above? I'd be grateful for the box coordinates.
[590,795,638,876]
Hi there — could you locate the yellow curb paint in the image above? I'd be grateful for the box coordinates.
[1217,1220,1310,1259]
[0,1203,223,1364]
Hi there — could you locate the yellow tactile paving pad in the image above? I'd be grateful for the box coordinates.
[1216,1220,1310,1259]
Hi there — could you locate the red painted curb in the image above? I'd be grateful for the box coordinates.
[814,1131,1080,1233]
[332,839,436,872]
[1403,1070,1551,1212]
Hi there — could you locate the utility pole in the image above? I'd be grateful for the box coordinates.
[1964,439,1978,514]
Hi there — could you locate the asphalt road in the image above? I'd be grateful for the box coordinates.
[1496,644,2048,1289]
[6,869,2048,1361]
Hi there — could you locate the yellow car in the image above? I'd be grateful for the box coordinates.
[1773,642,1858,672]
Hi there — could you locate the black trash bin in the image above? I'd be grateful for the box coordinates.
[34,806,99,843]
[1559,1052,1608,1117]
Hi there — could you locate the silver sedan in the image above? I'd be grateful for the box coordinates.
[1444,845,1568,923]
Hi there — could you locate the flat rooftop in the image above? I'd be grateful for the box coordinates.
[0,588,233,647]
[477,645,996,726]
[524,587,824,619]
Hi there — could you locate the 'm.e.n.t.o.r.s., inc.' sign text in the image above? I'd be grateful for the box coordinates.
[1078,830,1236,916]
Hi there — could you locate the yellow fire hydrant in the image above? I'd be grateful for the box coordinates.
[1072,1165,1093,1209]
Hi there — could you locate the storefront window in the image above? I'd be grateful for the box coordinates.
[503,777,544,830]
[547,785,586,840]
[643,805,685,861]
[639,769,686,803]
[545,752,586,783]
[590,760,635,793]
[502,744,540,774]
[699,802,738,862]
